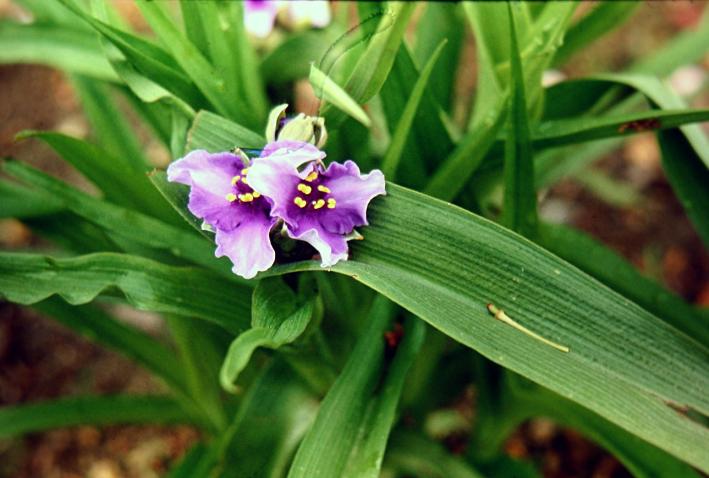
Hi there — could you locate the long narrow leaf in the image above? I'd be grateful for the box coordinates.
[265,185,709,471]
[220,278,315,393]
[288,297,395,478]
[381,40,447,178]
[310,64,371,127]
[502,4,537,237]
[186,110,265,152]
[0,252,251,333]
[3,160,231,276]
[0,21,117,81]
[0,395,196,438]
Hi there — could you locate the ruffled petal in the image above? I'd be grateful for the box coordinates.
[247,155,303,222]
[167,150,247,231]
[214,215,277,279]
[321,160,385,229]
[260,140,326,167]
[287,217,349,267]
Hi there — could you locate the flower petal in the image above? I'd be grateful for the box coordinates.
[214,215,277,279]
[167,150,246,231]
[260,139,326,167]
[287,217,349,267]
[322,160,385,228]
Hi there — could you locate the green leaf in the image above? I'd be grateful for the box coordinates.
[70,75,148,170]
[0,395,196,438]
[0,21,118,81]
[220,277,316,393]
[3,160,231,276]
[378,42,455,188]
[134,1,253,125]
[216,361,319,478]
[14,131,175,223]
[343,317,425,477]
[552,2,639,66]
[463,2,507,130]
[166,315,227,432]
[186,110,265,153]
[270,184,709,471]
[586,73,709,246]
[464,2,575,127]
[502,4,537,237]
[534,108,709,148]
[345,2,416,104]
[385,431,485,478]
[288,297,394,477]
[192,1,267,125]
[0,179,63,218]
[34,297,188,394]
[424,101,506,201]
[0,252,251,333]
[657,127,709,249]
[310,64,371,127]
[413,2,464,109]
[261,29,342,84]
[148,170,211,239]
[59,0,206,108]
[179,0,210,59]
[380,40,447,179]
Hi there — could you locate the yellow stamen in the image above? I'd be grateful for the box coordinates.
[317,185,331,193]
[241,176,249,184]
[313,199,325,210]
[239,193,254,202]
[252,192,261,198]
[294,197,307,208]
[305,171,318,182]
[231,176,240,185]
[327,198,336,209]
[241,168,249,175]
[225,193,237,202]
[297,184,312,194]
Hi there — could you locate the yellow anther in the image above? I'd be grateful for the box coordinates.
[327,198,336,209]
[225,193,237,202]
[239,193,254,202]
[297,184,312,194]
[305,171,318,182]
[241,168,249,175]
[252,192,261,198]
[313,199,325,210]
[231,176,240,185]
[241,176,249,184]
[294,197,307,208]
[317,185,331,193]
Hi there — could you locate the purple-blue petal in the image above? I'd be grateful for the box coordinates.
[320,160,385,230]
[214,214,277,279]
[287,216,349,267]
[167,150,249,231]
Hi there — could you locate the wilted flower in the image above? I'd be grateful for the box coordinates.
[249,140,385,267]
[167,150,277,279]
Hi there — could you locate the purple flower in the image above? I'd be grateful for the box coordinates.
[244,0,279,38]
[167,150,276,279]
[248,140,386,267]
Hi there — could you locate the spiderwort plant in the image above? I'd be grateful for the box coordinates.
[168,107,385,277]
[250,141,386,267]
[2,2,709,477]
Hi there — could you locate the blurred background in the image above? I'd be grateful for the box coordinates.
[0,1,707,477]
